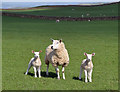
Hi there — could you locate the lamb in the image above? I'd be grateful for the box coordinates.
[79,52,95,82]
[45,39,69,80]
[25,50,42,78]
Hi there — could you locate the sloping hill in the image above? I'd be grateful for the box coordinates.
[2,2,119,17]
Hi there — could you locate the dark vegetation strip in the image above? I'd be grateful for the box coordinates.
[2,12,120,21]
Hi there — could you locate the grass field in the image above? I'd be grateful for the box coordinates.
[2,3,118,17]
[2,15,118,90]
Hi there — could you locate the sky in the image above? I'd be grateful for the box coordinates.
[2,0,120,2]
[1,0,120,9]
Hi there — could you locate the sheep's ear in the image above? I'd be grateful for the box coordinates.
[39,50,42,53]
[50,38,54,42]
[92,53,95,56]
[84,52,87,56]
[32,50,34,53]
[59,39,62,43]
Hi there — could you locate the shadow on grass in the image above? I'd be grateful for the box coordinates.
[73,76,83,82]
[41,71,57,78]
[24,71,57,79]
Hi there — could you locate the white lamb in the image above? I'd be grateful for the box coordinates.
[45,39,69,80]
[79,52,95,82]
[25,50,42,78]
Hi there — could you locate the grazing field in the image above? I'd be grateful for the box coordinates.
[2,3,118,17]
[2,16,118,90]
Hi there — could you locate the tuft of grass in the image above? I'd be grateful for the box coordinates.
[2,16,118,90]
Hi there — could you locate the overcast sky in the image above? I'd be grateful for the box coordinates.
[2,0,120,2]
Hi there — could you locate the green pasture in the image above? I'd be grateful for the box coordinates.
[3,3,118,17]
[2,16,118,90]
[1,8,50,12]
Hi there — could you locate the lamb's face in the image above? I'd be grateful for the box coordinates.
[34,52,39,58]
[84,52,95,61]
[32,50,42,58]
[51,40,62,50]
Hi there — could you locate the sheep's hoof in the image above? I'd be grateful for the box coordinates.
[25,72,27,75]
[39,76,41,78]
[79,77,82,80]
[57,78,60,80]
[35,76,37,78]
[89,81,92,82]
[63,78,65,80]
[46,73,49,76]
[85,81,88,83]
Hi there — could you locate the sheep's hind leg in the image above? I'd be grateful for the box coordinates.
[79,66,82,80]
[25,63,32,75]
[62,66,65,80]
[56,66,60,80]
[38,66,41,78]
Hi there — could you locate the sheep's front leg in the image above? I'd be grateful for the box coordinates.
[33,67,37,78]
[38,66,41,78]
[84,70,88,82]
[56,66,60,80]
[79,66,82,80]
[62,66,65,80]
[55,68,57,75]
[88,69,93,82]
[46,64,49,76]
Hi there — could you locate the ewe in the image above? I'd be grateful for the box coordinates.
[45,39,69,80]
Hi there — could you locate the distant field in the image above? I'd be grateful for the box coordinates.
[2,16,118,90]
[1,7,51,12]
[2,3,118,17]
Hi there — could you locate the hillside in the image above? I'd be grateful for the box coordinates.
[2,2,119,17]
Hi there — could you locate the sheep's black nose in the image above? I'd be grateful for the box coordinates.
[88,59,90,61]
[51,46,53,49]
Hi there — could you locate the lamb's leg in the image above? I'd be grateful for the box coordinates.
[88,69,93,82]
[33,67,37,78]
[62,66,65,80]
[38,66,41,78]
[79,66,82,80]
[84,70,88,82]
[25,63,32,75]
[56,66,60,79]
[46,64,49,76]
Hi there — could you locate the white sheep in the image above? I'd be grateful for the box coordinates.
[45,39,69,80]
[79,52,95,82]
[25,50,42,78]
[56,19,60,23]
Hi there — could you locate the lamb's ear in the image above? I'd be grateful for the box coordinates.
[32,50,34,53]
[92,53,95,56]
[59,39,62,43]
[84,52,87,56]
[50,38,54,42]
[39,50,42,53]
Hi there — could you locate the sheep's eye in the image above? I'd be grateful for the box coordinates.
[57,42,59,44]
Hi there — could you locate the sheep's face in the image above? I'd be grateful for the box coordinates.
[51,39,62,50]
[84,52,95,61]
[32,50,42,58]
